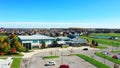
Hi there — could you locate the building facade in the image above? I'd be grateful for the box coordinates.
[18,35,55,49]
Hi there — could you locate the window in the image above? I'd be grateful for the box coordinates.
[33,40,38,43]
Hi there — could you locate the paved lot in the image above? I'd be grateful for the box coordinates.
[61,56,96,68]
[21,55,96,68]
[21,46,120,68]
[21,47,98,68]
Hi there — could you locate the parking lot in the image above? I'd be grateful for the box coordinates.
[21,55,96,68]
[21,47,98,68]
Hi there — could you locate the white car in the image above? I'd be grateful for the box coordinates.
[102,51,109,55]
[44,61,56,66]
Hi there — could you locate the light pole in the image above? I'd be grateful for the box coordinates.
[103,54,105,64]
[61,51,63,64]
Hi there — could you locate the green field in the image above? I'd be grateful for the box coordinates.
[76,54,110,68]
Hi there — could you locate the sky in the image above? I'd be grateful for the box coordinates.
[0,0,120,28]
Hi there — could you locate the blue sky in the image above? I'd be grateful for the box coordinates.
[0,0,120,28]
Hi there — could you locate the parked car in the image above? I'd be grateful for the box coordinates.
[112,55,117,59]
[112,54,120,60]
[117,53,120,55]
[59,64,69,68]
[102,51,109,55]
[83,48,88,51]
[44,61,56,66]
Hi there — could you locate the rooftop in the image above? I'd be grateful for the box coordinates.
[18,34,55,40]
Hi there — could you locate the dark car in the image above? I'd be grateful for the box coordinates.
[83,48,88,51]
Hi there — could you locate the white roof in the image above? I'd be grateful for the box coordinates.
[56,37,70,40]
[71,38,87,43]
[18,35,55,40]
[57,41,66,44]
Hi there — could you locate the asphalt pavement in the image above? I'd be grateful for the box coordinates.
[20,46,120,68]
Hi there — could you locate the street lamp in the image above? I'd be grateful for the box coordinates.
[103,54,105,64]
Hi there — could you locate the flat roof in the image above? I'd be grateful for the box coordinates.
[18,34,55,40]
[56,37,70,39]
[71,38,87,43]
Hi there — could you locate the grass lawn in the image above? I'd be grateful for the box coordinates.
[43,56,59,59]
[0,52,23,68]
[90,33,120,37]
[62,45,69,48]
[75,54,110,68]
[5,53,24,56]
[80,36,120,47]
[95,52,120,64]
[11,58,22,68]
[111,50,120,53]
[95,46,107,49]
[0,57,22,68]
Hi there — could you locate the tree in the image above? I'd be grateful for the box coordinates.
[41,41,46,49]
[52,40,58,47]
[9,34,18,48]
[9,34,25,52]
[3,42,10,53]
[14,41,25,52]
[92,40,95,45]
[95,42,98,46]
[91,40,96,47]
[0,38,11,55]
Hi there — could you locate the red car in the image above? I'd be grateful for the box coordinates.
[112,55,117,59]
[59,64,69,68]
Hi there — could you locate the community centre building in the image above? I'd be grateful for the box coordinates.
[18,35,55,49]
